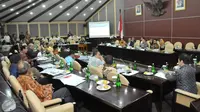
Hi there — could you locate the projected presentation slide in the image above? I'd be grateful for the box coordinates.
[89,21,110,38]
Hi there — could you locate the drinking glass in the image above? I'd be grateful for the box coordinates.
[112,76,117,87]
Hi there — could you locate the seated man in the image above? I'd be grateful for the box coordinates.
[103,55,117,77]
[9,54,21,78]
[166,53,197,94]
[65,51,75,66]
[88,48,105,67]
[17,61,74,103]
[27,43,40,59]
[140,38,148,49]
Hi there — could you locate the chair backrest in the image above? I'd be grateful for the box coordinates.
[185,42,195,50]
[164,43,174,53]
[115,40,119,45]
[196,82,200,95]
[119,75,130,86]
[2,67,10,80]
[198,44,200,50]
[165,41,171,45]
[9,76,29,108]
[26,90,45,112]
[73,61,82,71]
[4,56,11,68]
[88,66,103,78]
[134,40,140,48]
[174,42,182,49]
[70,39,75,44]
[1,60,8,68]
[106,72,129,86]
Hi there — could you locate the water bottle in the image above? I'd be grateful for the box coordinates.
[151,63,156,73]
[116,74,121,88]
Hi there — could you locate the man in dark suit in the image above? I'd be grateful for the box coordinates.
[27,43,40,59]
[166,53,197,94]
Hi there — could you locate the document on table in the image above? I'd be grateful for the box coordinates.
[37,57,49,61]
[38,63,55,69]
[40,68,65,76]
[155,72,167,79]
[57,74,85,86]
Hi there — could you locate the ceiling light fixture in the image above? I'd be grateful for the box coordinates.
[83,13,86,16]
[90,7,93,10]
[67,13,70,16]
[59,5,63,8]
[49,13,52,16]
[16,12,19,15]
[2,4,6,7]
[42,4,46,8]
[99,0,102,3]
[30,12,33,15]
[75,6,78,9]
[10,8,14,11]
[28,0,32,2]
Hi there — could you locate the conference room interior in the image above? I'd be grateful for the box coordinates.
[1,0,200,112]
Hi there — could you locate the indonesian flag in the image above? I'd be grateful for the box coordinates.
[118,10,123,38]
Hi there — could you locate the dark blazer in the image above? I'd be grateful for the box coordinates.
[27,48,39,59]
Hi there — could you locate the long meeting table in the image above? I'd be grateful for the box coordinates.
[76,56,176,112]
[98,45,178,68]
[37,59,152,112]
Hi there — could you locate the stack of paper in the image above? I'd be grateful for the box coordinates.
[57,74,85,86]
[40,68,65,76]
[38,63,55,69]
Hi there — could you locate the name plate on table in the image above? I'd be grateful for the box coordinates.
[40,68,65,76]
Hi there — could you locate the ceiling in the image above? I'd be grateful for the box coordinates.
[0,0,108,23]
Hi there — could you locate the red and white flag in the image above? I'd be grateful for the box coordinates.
[118,10,123,38]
